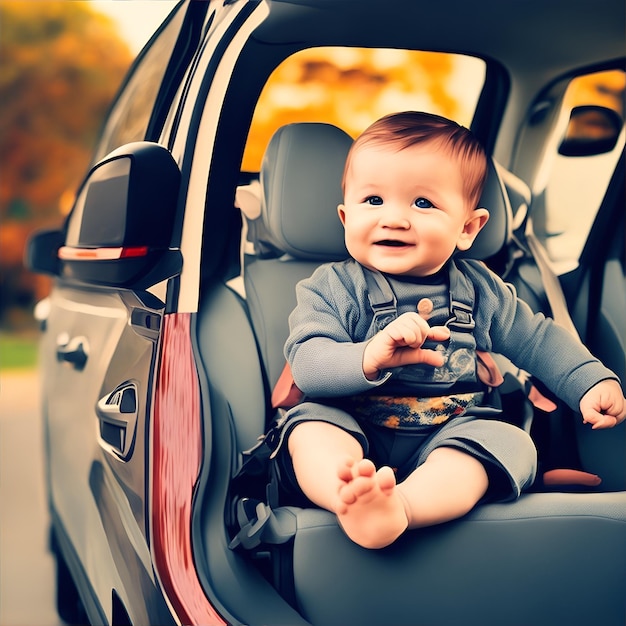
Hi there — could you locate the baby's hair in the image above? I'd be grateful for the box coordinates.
[343,111,488,209]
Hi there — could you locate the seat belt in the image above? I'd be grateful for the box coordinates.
[501,166,580,340]
[523,216,580,340]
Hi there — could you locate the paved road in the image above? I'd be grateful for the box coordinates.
[0,369,61,626]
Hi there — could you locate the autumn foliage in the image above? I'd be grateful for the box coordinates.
[0,1,133,323]
[243,48,473,171]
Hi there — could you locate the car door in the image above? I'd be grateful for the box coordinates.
[513,67,625,490]
[36,3,207,622]
[537,70,625,490]
[567,147,625,490]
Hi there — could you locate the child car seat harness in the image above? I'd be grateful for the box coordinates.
[229,260,602,551]
[339,263,491,429]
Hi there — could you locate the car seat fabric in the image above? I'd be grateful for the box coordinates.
[289,492,626,626]
[260,122,352,262]
[244,123,353,390]
[227,122,626,625]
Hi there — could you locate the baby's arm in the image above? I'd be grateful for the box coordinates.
[579,379,626,429]
[362,312,450,380]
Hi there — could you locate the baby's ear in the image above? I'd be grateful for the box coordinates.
[456,208,489,251]
[337,204,347,226]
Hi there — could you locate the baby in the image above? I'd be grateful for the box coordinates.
[273,111,625,549]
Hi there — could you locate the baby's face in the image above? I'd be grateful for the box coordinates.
[338,142,487,277]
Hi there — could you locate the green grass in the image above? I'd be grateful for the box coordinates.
[0,333,39,370]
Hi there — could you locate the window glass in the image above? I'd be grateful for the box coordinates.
[243,48,485,171]
[540,69,625,273]
[93,3,186,161]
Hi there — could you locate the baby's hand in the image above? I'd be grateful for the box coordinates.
[362,311,450,380]
[579,379,626,429]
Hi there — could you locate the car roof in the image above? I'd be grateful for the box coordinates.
[255,0,625,79]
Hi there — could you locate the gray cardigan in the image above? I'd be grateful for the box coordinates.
[285,258,616,411]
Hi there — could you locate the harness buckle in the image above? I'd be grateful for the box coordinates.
[447,302,475,331]
[372,305,397,332]
[229,498,297,550]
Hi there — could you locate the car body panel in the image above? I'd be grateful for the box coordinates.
[41,286,133,617]
[40,283,167,623]
[172,0,270,313]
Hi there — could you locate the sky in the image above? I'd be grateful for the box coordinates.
[89,0,179,54]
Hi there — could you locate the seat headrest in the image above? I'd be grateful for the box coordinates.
[261,122,352,261]
[260,122,510,262]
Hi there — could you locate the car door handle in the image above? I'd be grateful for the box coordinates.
[96,384,138,459]
[56,335,89,370]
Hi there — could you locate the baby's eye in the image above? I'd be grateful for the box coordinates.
[414,197,434,209]
[365,195,383,206]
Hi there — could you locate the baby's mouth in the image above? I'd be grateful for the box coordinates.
[374,239,411,247]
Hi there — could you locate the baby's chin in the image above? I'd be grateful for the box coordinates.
[359,261,445,279]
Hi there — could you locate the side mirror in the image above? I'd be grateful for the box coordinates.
[558,105,623,157]
[27,142,183,290]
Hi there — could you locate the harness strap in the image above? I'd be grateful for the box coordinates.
[229,498,297,550]
[364,269,398,331]
[447,262,476,332]
[362,262,477,335]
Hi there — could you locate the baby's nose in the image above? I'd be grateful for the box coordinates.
[381,207,410,228]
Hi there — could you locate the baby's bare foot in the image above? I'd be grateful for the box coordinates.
[335,458,409,549]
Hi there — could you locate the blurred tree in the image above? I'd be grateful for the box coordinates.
[0,1,132,326]
[243,47,474,171]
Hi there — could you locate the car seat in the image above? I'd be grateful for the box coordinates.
[196,122,626,626]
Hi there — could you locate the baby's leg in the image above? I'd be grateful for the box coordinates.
[289,425,488,549]
[398,446,489,528]
[288,420,364,512]
[289,421,410,549]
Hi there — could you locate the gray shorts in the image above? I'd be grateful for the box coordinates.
[273,401,538,506]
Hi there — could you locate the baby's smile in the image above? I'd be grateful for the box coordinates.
[375,239,412,247]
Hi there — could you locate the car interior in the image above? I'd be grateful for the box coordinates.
[191,116,626,625]
[162,3,626,622]
[23,2,624,624]
[158,1,626,620]
[568,149,625,489]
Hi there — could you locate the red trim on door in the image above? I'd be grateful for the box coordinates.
[151,313,226,625]
[58,245,149,260]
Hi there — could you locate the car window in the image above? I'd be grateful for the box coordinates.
[537,69,625,273]
[243,48,486,172]
[93,2,187,162]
